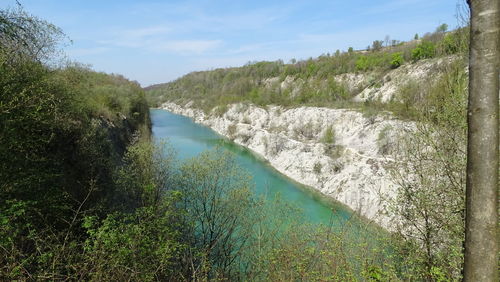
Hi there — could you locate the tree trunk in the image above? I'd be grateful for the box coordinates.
[464,0,499,281]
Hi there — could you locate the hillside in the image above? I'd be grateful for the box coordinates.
[147,25,467,226]
[147,26,466,120]
[0,8,155,279]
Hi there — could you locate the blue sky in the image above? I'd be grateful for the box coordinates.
[2,0,464,86]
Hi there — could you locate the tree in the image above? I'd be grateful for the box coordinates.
[414,33,419,40]
[0,5,66,64]
[411,41,436,61]
[435,23,448,33]
[463,0,499,281]
[390,61,468,280]
[384,35,390,47]
[178,149,256,279]
[372,40,383,51]
[390,52,404,68]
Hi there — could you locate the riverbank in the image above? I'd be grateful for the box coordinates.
[161,102,411,229]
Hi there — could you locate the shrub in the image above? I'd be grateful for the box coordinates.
[227,123,237,140]
[83,204,185,281]
[178,149,256,277]
[390,52,404,68]
[411,41,436,61]
[355,55,369,71]
[313,162,322,174]
[321,126,335,144]
[325,144,344,160]
[371,40,383,51]
[439,33,459,55]
[377,125,393,155]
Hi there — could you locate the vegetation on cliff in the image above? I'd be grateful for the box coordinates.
[146,24,467,122]
[0,7,151,279]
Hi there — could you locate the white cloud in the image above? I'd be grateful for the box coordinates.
[120,26,171,38]
[227,43,271,54]
[97,25,222,55]
[100,25,172,48]
[67,47,110,57]
[151,39,223,54]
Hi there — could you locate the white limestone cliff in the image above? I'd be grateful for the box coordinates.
[161,102,414,230]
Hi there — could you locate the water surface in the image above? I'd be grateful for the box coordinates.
[151,109,355,225]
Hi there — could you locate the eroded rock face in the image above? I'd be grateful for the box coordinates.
[162,102,414,230]
[353,56,455,103]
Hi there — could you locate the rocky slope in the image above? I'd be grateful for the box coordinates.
[162,102,413,229]
[353,56,456,102]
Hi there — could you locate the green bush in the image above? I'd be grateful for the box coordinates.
[439,33,460,55]
[390,52,404,68]
[411,41,436,61]
[0,8,151,279]
[356,55,370,71]
[83,203,185,281]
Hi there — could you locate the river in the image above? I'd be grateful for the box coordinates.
[151,108,362,226]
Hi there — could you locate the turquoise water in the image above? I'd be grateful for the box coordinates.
[150,109,355,226]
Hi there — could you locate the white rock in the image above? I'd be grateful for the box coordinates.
[161,102,413,230]
[353,56,456,103]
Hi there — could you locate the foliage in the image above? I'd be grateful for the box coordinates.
[435,23,448,33]
[178,149,256,278]
[147,23,463,117]
[114,141,177,209]
[389,60,468,280]
[321,125,335,144]
[313,162,322,174]
[0,6,67,64]
[390,52,404,68]
[411,41,436,61]
[0,7,151,279]
[372,40,383,51]
[377,125,394,155]
[438,30,468,55]
[1,7,474,280]
[83,202,185,281]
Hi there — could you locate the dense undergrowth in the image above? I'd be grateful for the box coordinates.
[1,5,472,281]
[0,7,152,279]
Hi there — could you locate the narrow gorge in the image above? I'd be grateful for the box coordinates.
[157,56,456,229]
[162,102,408,229]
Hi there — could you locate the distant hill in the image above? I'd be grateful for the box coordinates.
[146,26,466,121]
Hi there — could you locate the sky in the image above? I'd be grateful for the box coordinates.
[1,0,464,86]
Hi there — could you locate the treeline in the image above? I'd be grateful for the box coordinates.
[147,24,467,114]
[0,7,151,279]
